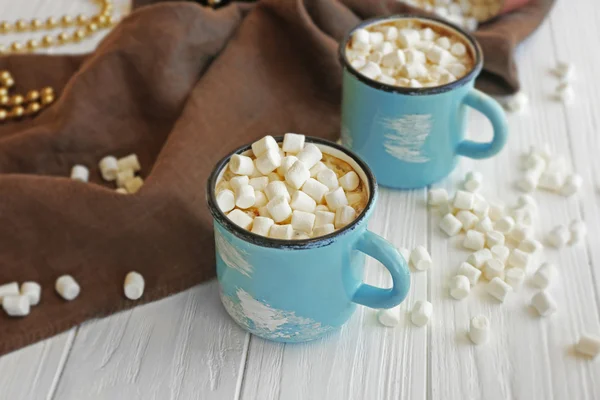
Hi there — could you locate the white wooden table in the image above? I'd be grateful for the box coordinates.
[2,1,600,399]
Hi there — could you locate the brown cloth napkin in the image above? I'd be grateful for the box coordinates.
[0,0,553,356]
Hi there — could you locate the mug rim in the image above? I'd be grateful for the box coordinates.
[339,14,484,95]
[206,136,378,250]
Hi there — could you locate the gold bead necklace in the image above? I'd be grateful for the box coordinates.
[0,0,119,122]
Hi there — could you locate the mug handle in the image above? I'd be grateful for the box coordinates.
[456,89,508,159]
[351,230,411,309]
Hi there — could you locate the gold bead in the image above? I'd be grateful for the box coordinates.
[41,93,55,105]
[26,39,40,50]
[102,4,114,16]
[0,109,7,121]
[0,21,13,33]
[57,32,70,43]
[10,106,25,118]
[0,45,6,55]
[0,71,11,80]
[10,95,24,106]
[31,18,43,30]
[15,19,28,31]
[95,15,108,26]
[26,90,40,102]
[26,102,41,115]
[2,78,14,88]
[10,42,23,52]
[0,88,7,97]
[61,15,74,27]
[86,23,98,33]
[107,16,119,26]
[41,87,54,96]
[46,16,59,28]
[42,35,54,47]
[76,14,89,25]
[74,29,87,41]
[0,95,9,105]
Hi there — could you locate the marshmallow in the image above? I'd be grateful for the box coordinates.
[251,216,275,237]
[464,17,478,32]
[309,162,328,178]
[531,291,557,317]
[475,217,494,233]
[488,201,505,221]
[400,63,428,79]
[20,282,41,306]
[426,46,453,66]
[404,48,427,64]
[117,154,141,172]
[258,206,270,218]
[450,42,467,57]
[352,28,370,46]
[438,201,456,217]
[428,188,448,206]
[547,225,570,248]
[124,177,144,194]
[397,28,420,48]
[469,315,490,345]
[229,176,249,191]
[483,259,505,280]
[472,199,490,219]
[490,245,510,264]
[532,262,557,289]
[290,190,317,213]
[369,31,384,45]
[435,36,451,50]
[554,62,575,81]
[358,61,382,80]
[453,190,475,210]
[575,335,600,358]
[368,51,383,64]
[516,172,539,193]
[251,135,278,158]
[291,210,316,233]
[495,216,515,234]
[255,149,282,175]
[317,170,340,192]
[570,220,587,244]
[300,178,328,203]
[420,27,436,41]
[235,185,256,209]
[383,26,398,41]
[518,238,543,254]
[325,187,348,211]
[411,300,433,327]
[505,268,526,289]
[55,275,80,301]
[555,82,575,104]
[267,195,293,223]
[510,223,532,242]
[339,171,360,192]
[115,188,128,194]
[458,262,482,285]
[516,194,537,209]
[512,207,535,226]
[314,223,335,237]
[524,152,547,172]
[285,160,311,190]
[538,171,565,192]
[449,275,471,300]
[229,154,255,176]
[409,79,423,88]
[268,172,282,182]
[247,177,268,192]
[277,156,299,176]
[295,144,322,170]
[486,231,505,248]
[376,307,400,327]
[227,209,254,229]
[99,156,118,181]
[2,295,30,317]
[335,205,357,229]
[410,246,432,271]
[282,133,305,154]
[265,181,291,202]
[463,230,485,251]
[381,50,406,68]
[561,173,582,196]
[487,277,512,302]
[0,282,19,302]
[467,248,492,269]
[456,210,479,231]
[439,213,463,237]
[124,271,145,300]
[447,64,467,78]
[268,224,293,240]
[70,165,89,182]
[508,248,531,270]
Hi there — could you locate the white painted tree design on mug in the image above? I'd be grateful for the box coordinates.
[381,114,433,163]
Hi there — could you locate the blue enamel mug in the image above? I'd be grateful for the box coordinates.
[206,137,410,343]
[340,15,508,189]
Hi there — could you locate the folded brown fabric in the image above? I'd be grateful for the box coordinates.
[0,0,553,356]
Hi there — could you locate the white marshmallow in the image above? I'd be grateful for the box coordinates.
[404,48,427,64]
[397,28,420,48]
[428,188,448,206]
[367,51,383,64]
[99,156,118,181]
[315,204,330,212]
[427,46,453,66]
[229,154,255,176]
[453,190,475,210]
[325,187,348,211]
[450,42,467,57]
[447,63,467,79]
[267,172,282,182]
[487,277,512,302]
[313,224,335,237]
[438,201,456,217]
[486,231,505,248]
[282,133,305,154]
[248,177,269,192]
[309,162,328,178]
[369,31,384,45]
[255,149,282,175]
[467,248,493,269]
[439,213,463,237]
[301,178,328,202]
[483,259,505,280]
[291,210,316,233]
[458,262,482,285]
[227,209,254,230]
[449,275,471,300]
[251,135,278,158]
[383,26,398,41]
[531,291,558,316]
[358,61,382,80]
[488,201,505,221]
[516,172,539,193]
[575,335,600,358]
[377,74,396,85]
[420,27,436,41]
[538,171,565,192]
[505,268,526,289]
[456,210,479,231]
[258,206,270,217]
[561,173,583,197]
[115,188,128,194]
[555,82,575,104]
[512,206,535,226]
[410,246,432,271]
[285,160,310,190]
[70,164,89,182]
[472,200,489,220]
[532,262,557,289]
[400,63,428,79]
[518,238,543,254]
[495,216,515,234]
[2,295,30,317]
[335,205,357,229]
[235,185,256,209]
[229,175,250,191]
[267,195,293,223]
[20,282,41,306]
[376,306,400,327]
[411,300,433,327]
[435,36,451,50]
[124,271,145,300]
[124,177,144,194]
[469,315,490,345]
[277,156,299,176]
[409,79,423,88]
[381,50,406,68]
[510,223,532,242]
[269,224,294,240]
[265,181,291,202]
[55,275,80,301]
[338,171,360,191]
[570,220,587,244]
[290,190,317,213]
[508,248,532,270]
[475,217,494,233]
[0,282,19,302]
[295,144,322,170]
[554,62,575,81]
[117,154,141,172]
[251,216,275,236]
[463,230,485,251]
[490,245,510,264]
[463,171,483,192]
[547,225,570,248]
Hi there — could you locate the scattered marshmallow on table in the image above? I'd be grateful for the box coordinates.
[464,171,483,192]
[428,188,448,206]
[411,300,433,327]
[560,173,582,196]
[487,277,512,303]
[467,248,492,269]
[377,307,400,327]
[99,156,118,181]
[70,164,89,182]
[518,238,544,254]
[454,190,475,210]
[531,262,557,289]
[469,315,490,345]
[410,246,432,271]
[55,275,80,301]
[505,268,526,289]
[495,216,515,234]
[483,259,505,280]
[20,281,41,306]
[486,231,505,248]
[570,220,587,244]
[547,225,570,248]
[124,271,145,300]
[449,275,470,300]
[2,295,30,317]
[575,334,600,358]
[456,210,479,231]
[490,245,510,264]
[531,291,558,317]
[463,230,485,251]
[0,282,19,302]
[488,201,505,221]
[458,262,482,285]
[508,248,532,270]
[439,213,462,237]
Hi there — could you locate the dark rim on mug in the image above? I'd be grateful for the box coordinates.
[338,14,484,95]
[206,136,378,250]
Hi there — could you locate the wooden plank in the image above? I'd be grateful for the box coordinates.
[52,282,249,400]
[240,188,429,400]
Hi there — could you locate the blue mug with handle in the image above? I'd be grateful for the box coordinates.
[206,137,410,343]
[340,15,508,189]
